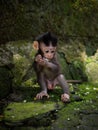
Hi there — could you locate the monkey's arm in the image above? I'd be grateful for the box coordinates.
[44,54,60,71]
[35,54,59,71]
[44,60,59,71]
[57,74,70,103]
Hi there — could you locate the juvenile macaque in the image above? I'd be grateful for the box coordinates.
[33,32,70,103]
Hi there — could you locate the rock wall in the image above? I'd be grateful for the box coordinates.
[0,45,13,99]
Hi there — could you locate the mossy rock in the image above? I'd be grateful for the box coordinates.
[58,52,71,79]
[0,45,13,99]
[0,44,13,66]
[6,40,36,87]
[4,101,61,126]
[0,67,12,99]
[51,83,98,129]
[13,127,50,130]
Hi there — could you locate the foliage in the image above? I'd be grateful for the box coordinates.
[85,61,98,83]
[6,41,36,87]
[84,50,98,83]
[13,54,28,86]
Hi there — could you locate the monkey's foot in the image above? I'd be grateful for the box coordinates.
[61,93,70,103]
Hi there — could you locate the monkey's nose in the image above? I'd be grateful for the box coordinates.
[47,54,51,58]
[48,56,52,59]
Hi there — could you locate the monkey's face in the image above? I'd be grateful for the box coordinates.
[40,42,56,60]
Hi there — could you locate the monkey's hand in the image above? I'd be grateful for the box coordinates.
[35,54,42,62]
[36,91,49,99]
[35,55,46,66]
[61,93,70,103]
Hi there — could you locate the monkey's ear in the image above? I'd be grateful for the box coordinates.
[33,41,39,50]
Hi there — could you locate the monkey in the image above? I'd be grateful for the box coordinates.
[33,32,70,103]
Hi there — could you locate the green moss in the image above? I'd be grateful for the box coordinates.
[3,82,98,128]
[54,102,81,128]
[4,101,55,123]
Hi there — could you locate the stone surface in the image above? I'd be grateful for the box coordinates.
[0,45,13,99]
[81,114,98,127]
[4,101,62,127]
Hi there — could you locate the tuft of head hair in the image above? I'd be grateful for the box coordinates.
[35,32,57,46]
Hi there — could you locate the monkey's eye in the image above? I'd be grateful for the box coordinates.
[51,51,55,53]
[45,50,49,53]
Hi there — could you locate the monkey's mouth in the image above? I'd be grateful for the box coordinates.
[44,58,50,61]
